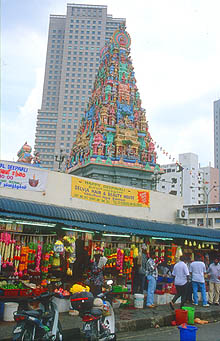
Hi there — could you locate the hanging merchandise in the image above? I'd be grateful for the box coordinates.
[160,245,165,263]
[54,240,64,253]
[146,242,150,257]
[35,243,42,273]
[166,247,172,265]
[155,246,159,263]
[52,240,64,271]
[14,245,21,277]
[116,248,124,275]
[19,246,30,277]
[28,242,38,265]
[171,244,177,264]
[9,238,16,267]
[175,246,183,261]
[131,244,138,258]
[41,243,54,279]
[63,235,76,276]
[104,247,117,268]
[123,248,133,278]
[53,253,61,268]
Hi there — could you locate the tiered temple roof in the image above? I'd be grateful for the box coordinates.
[66,24,158,175]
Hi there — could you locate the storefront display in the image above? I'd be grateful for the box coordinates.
[0,219,219,312]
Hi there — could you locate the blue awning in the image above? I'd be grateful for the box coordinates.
[0,196,220,242]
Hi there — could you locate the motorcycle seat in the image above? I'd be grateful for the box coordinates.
[22,309,43,318]
[90,307,103,316]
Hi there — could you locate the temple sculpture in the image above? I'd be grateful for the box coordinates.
[17,142,41,166]
[66,24,162,189]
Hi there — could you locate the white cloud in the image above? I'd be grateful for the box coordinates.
[1,67,44,160]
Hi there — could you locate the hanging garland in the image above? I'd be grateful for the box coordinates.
[116,248,124,275]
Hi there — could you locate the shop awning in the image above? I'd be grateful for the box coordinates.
[1,196,220,242]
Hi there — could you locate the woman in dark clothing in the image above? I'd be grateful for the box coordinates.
[90,254,104,296]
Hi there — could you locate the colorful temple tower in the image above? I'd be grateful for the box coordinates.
[66,24,162,189]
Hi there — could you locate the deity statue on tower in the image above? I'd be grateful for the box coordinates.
[17,142,33,163]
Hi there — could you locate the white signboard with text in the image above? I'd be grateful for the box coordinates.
[0,161,48,192]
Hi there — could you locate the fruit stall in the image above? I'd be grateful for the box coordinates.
[0,217,219,321]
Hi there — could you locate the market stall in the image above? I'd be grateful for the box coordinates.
[0,220,219,301]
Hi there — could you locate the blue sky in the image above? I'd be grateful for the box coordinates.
[1,0,220,166]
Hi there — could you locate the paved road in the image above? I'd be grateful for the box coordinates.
[117,321,220,341]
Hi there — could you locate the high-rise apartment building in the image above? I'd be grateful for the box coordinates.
[214,99,220,199]
[34,4,125,169]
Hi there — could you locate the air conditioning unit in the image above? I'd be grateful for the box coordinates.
[177,209,188,219]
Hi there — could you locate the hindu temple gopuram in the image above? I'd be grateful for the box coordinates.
[66,24,162,189]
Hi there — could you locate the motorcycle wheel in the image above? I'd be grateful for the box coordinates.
[56,321,63,341]
[20,327,35,341]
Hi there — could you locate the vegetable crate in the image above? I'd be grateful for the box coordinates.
[19,289,33,297]
[32,288,47,296]
[0,289,20,297]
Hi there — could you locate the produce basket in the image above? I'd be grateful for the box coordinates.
[19,288,33,297]
[0,289,20,297]
[32,287,47,296]
[112,285,123,292]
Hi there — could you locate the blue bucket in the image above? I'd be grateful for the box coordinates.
[178,325,198,341]
[0,302,4,321]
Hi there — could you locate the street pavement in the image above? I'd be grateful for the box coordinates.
[117,321,220,341]
[1,303,220,340]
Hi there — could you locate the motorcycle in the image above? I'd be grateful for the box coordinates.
[71,280,116,341]
[12,291,63,341]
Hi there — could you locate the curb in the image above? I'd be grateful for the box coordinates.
[115,308,220,332]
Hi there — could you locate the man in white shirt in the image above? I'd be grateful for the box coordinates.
[207,258,220,305]
[170,256,189,310]
[189,255,209,307]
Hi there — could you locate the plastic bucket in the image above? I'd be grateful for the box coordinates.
[3,302,19,322]
[52,297,70,313]
[182,306,195,324]
[178,325,198,341]
[134,294,144,308]
[175,309,188,325]
[0,302,4,320]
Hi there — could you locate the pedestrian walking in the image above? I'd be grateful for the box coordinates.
[146,251,158,308]
[185,257,193,303]
[189,255,209,307]
[133,244,148,294]
[170,256,189,310]
[207,257,220,305]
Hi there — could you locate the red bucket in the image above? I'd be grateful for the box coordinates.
[175,309,188,325]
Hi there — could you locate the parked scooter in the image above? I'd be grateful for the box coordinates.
[12,291,62,341]
[71,280,116,341]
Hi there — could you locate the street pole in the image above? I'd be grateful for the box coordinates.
[206,186,216,228]
[190,185,220,228]
[55,149,65,171]
[205,189,209,228]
